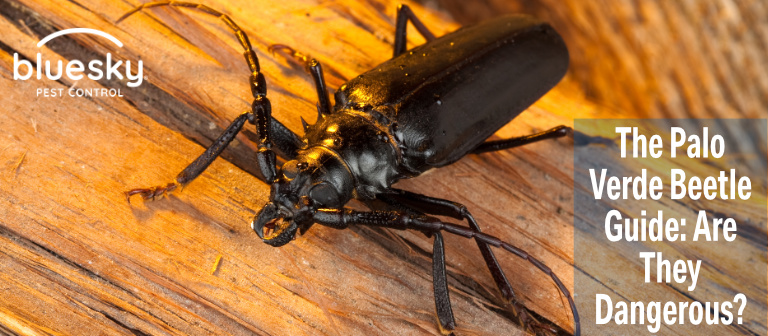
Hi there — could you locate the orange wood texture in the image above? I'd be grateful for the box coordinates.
[429,0,768,119]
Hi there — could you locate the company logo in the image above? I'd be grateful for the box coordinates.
[13,28,143,97]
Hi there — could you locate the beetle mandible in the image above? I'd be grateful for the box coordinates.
[120,2,578,335]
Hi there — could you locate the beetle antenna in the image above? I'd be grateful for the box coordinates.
[117,1,262,73]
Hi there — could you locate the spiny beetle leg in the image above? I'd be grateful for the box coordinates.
[269,44,332,116]
[393,4,436,58]
[312,209,580,336]
[472,125,571,155]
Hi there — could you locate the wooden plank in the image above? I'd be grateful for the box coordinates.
[0,0,587,335]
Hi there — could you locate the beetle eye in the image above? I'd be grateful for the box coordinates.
[309,182,341,207]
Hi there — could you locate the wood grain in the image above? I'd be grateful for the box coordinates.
[427,0,768,119]
[0,0,588,335]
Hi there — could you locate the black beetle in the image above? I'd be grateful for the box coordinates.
[121,2,578,334]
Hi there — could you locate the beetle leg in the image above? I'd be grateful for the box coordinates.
[393,4,436,57]
[472,125,571,154]
[268,44,312,72]
[176,111,255,186]
[432,232,457,334]
[313,209,580,336]
[364,196,457,333]
[376,190,517,301]
[306,59,332,116]
[121,2,304,198]
[374,191,558,334]
[124,109,301,202]
[124,112,251,201]
[269,44,332,116]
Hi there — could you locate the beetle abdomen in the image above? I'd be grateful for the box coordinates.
[335,15,568,173]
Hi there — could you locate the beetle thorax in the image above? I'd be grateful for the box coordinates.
[301,110,403,200]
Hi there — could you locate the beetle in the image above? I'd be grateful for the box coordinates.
[120,2,578,335]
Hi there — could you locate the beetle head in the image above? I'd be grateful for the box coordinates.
[252,146,355,247]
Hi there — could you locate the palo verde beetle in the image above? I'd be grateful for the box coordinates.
[121,2,578,334]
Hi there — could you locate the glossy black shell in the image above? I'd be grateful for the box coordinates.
[333,15,569,174]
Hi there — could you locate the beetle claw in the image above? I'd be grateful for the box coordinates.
[125,182,178,204]
[510,301,559,336]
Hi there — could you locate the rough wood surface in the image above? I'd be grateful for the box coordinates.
[0,0,590,335]
[427,0,768,119]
